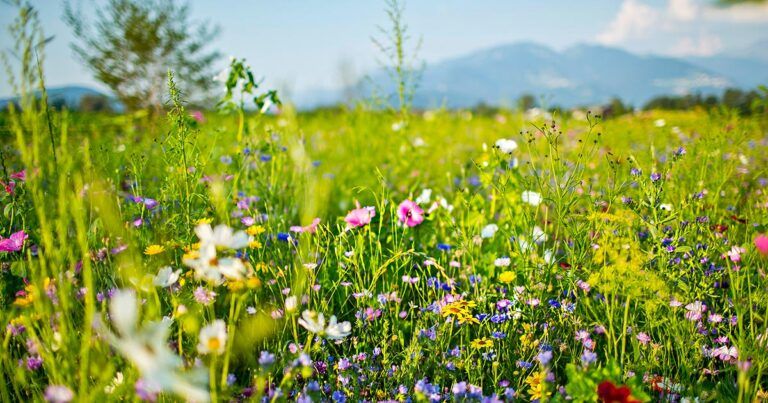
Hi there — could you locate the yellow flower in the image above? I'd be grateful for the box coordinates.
[246,277,262,289]
[246,225,265,236]
[196,217,213,225]
[525,371,551,401]
[457,314,480,325]
[13,284,37,307]
[499,271,515,283]
[470,337,494,348]
[144,244,166,255]
[248,239,262,249]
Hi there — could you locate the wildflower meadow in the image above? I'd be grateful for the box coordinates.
[2,2,768,403]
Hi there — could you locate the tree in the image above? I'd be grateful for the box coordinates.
[516,94,536,111]
[63,0,219,112]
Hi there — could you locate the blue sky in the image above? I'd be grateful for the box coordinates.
[1,0,767,98]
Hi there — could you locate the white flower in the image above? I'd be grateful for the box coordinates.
[194,223,250,250]
[521,191,542,207]
[415,189,432,205]
[107,289,209,402]
[654,119,666,127]
[298,310,351,340]
[494,257,511,267]
[659,203,673,211]
[197,320,227,355]
[495,138,518,153]
[285,296,298,313]
[531,226,548,243]
[103,372,124,394]
[325,316,352,340]
[481,224,498,239]
[298,310,326,333]
[183,243,246,285]
[153,266,181,288]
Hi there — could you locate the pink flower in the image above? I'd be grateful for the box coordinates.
[713,345,738,362]
[0,230,27,252]
[190,110,206,123]
[10,170,26,181]
[755,234,768,256]
[344,205,375,229]
[290,218,321,234]
[636,332,651,345]
[397,199,424,227]
[685,301,706,321]
[724,245,746,262]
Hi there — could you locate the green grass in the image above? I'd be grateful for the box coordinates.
[1,100,767,402]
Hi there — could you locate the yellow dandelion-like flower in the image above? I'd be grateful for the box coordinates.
[246,225,265,236]
[457,314,480,325]
[525,371,551,401]
[499,271,515,283]
[246,277,262,289]
[248,240,262,249]
[196,217,213,225]
[144,244,166,255]
[470,337,494,348]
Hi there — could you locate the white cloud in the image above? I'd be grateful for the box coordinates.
[670,33,724,56]
[596,0,660,45]
[667,0,698,21]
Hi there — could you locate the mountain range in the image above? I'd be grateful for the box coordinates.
[299,41,768,109]
[2,41,767,110]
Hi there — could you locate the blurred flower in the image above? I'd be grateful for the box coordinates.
[755,234,768,256]
[397,200,424,227]
[685,301,706,321]
[107,289,209,402]
[44,385,74,403]
[415,189,432,205]
[597,380,639,403]
[344,205,375,229]
[495,138,518,153]
[0,230,27,252]
[481,224,498,239]
[198,320,227,355]
[195,223,250,249]
[144,245,165,256]
[499,271,515,283]
[290,218,321,234]
[521,191,542,206]
[724,245,746,262]
[184,243,245,284]
[153,266,181,288]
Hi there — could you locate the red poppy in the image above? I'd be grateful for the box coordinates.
[597,380,640,403]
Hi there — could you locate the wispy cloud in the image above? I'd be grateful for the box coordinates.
[596,0,659,45]
[597,0,764,55]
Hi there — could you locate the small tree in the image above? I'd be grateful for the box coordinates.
[64,0,219,112]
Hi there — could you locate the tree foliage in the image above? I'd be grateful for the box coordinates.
[63,0,219,111]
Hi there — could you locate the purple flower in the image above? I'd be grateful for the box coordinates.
[650,172,662,182]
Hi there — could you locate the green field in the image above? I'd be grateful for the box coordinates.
[2,93,768,402]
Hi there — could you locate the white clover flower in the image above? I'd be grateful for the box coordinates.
[153,266,181,288]
[197,320,227,355]
[495,138,518,153]
[521,191,542,207]
[481,224,498,239]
